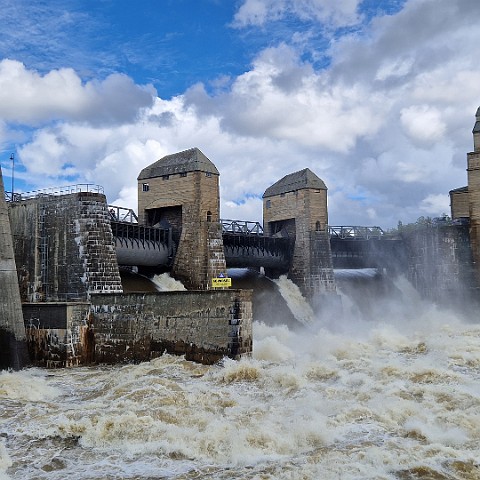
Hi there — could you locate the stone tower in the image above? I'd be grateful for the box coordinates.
[0,167,28,370]
[8,191,123,302]
[137,147,226,289]
[467,106,480,279]
[263,168,336,299]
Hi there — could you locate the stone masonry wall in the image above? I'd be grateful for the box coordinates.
[89,289,252,365]
[9,192,123,302]
[264,188,335,298]
[23,302,91,368]
[468,150,480,285]
[171,171,226,289]
[405,225,478,307]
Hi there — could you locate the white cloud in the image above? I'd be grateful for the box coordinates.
[400,105,446,147]
[0,59,155,126]
[4,0,480,230]
[419,194,450,216]
[232,0,362,28]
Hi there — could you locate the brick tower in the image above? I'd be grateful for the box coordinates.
[137,147,226,289]
[263,168,336,300]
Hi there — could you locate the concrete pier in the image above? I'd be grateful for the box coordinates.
[0,167,28,370]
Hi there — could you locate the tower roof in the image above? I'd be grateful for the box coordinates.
[474,106,480,134]
[263,168,327,198]
[138,147,219,180]
[449,186,468,194]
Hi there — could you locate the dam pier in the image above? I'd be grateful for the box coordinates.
[2,108,480,369]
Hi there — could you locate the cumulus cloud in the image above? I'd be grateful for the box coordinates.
[400,105,446,147]
[0,60,155,126]
[3,0,480,229]
[185,44,388,152]
[232,0,362,28]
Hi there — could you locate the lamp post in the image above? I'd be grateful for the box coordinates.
[10,153,14,201]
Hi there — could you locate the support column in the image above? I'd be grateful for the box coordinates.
[0,167,28,370]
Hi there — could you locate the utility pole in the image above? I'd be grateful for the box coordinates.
[10,153,14,201]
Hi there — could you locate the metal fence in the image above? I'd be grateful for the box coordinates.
[108,205,138,223]
[5,184,104,202]
[328,226,384,240]
[221,219,264,235]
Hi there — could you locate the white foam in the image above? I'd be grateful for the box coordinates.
[151,273,186,291]
[2,278,480,479]
[273,275,315,326]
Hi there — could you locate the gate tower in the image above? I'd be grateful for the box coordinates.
[137,147,226,289]
[263,168,336,299]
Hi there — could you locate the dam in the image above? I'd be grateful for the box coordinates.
[2,108,480,369]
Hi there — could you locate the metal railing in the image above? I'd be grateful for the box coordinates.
[5,184,104,202]
[108,205,138,223]
[221,219,264,235]
[329,226,384,240]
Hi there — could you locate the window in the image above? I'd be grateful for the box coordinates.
[180,172,187,177]
[266,200,271,209]
[206,211,212,222]
[316,221,321,231]
[142,183,149,192]
[205,171,212,177]
[162,175,169,180]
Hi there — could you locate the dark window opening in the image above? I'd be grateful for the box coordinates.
[142,183,149,192]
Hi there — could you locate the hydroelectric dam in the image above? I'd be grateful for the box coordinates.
[2,107,480,370]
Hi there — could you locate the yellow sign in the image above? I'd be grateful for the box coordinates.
[212,277,232,288]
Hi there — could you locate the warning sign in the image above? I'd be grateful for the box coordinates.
[212,277,232,288]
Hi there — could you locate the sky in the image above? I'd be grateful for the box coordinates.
[1,0,480,229]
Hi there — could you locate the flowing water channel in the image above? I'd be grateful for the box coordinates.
[1,270,479,479]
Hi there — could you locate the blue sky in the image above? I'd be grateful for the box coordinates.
[1,0,479,227]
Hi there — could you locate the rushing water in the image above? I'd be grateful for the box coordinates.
[1,272,480,479]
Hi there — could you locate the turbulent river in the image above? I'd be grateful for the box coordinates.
[1,272,480,479]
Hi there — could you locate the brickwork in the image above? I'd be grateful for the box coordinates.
[263,169,336,298]
[404,225,478,306]
[449,188,469,220]
[467,108,480,283]
[23,302,91,367]
[9,192,123,302]
[137,148,226,289]
[22,290,253,367]
[89,290,252,365]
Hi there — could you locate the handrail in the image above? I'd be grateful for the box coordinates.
[329,226,384,240]
[221,219,264,235]
[108,205,138,223]
[5,184,104,202]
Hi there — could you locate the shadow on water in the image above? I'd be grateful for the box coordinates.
[120,270,158,292]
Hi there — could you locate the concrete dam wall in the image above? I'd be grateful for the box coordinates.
[0,167,28,370]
